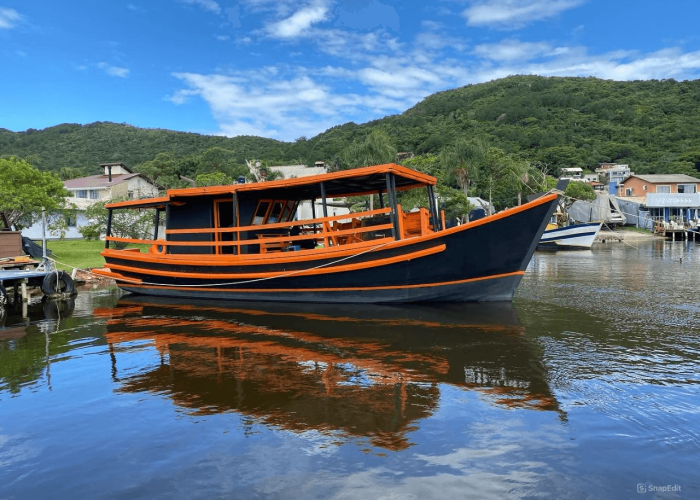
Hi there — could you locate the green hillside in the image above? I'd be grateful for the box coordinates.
[304,75,700,176]
[2,76,700,178]
[0,121,288,173]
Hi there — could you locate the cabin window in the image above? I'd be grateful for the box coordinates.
[267,201,285,224]
[281,200,298,222]
[252,201,271,225]
[251,199,297,225]
[90,190,100,199]
[76,190,88,198]
[678,184,697,194]
[656,185,671,194]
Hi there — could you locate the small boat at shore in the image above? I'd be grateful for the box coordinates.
[93,163,560,303]
[538,221,603,250]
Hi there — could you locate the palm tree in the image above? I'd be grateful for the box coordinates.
[441,138,486,199]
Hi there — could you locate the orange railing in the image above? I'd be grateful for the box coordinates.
[105,207,397,254]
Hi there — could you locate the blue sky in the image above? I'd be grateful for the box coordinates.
[1,0,700,142]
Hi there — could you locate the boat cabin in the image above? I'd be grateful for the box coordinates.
[103,164,442,257]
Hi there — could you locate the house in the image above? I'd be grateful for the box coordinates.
[595,163,634,187]
[559,167,583,180]
[22,162,160,240]
[245,161,350,220]
[64,162,160,209]
[619,174,700,225]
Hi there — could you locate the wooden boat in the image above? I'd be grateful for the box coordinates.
[538,221,602,250]
[93,163,561,303]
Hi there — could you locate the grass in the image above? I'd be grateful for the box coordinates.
[39,240,147,272]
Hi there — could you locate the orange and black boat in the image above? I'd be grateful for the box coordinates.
[93,163,559,303]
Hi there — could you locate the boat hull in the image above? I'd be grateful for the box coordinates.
[538,222,602,250]
[99,194,559,303]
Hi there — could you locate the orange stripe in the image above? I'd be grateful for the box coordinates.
[101,244,446,280]
[115,270,524,293]
[92,268,142,284]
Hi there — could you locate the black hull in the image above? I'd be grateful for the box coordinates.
[103,194,559,303]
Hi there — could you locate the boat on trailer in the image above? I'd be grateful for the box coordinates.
[93,163,561,303]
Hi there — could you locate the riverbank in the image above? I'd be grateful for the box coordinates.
[595,227,664,243]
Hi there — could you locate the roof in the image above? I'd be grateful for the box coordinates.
[106,163,436,209]
[64,173,143,189]
[624,174,700,184]
[99,162,134,173]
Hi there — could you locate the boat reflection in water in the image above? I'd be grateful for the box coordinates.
[97,298,562,451]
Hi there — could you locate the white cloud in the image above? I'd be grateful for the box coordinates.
[0,7,22,29]
[472,39,554,61]
[97,62,130,78]
[170,69,408,140]
[180,0,221,15]
[464,0,585,29]
[266,1,330,39]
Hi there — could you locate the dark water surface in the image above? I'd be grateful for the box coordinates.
[1,240,698,499]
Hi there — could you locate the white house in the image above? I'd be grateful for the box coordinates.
[246,161,351,220]
[22,163,160,240]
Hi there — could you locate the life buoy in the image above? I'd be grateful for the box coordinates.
[41,271,76,296]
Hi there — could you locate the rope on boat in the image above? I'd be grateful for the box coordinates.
[47,240,393,288]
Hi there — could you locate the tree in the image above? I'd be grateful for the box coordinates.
[340,129,397,170]
[0,157,68,227]
[79,199,153,249]
[564,182,596,202]
[195,172,233,187]
[441,138,485,199]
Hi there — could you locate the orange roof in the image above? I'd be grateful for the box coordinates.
[106,163,436,209]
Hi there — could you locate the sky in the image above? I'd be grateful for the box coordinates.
[1,0,700,142]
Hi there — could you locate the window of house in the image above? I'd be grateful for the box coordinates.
[625,188,633,196]
[656,185,671,194]
[90,190,99,199]
[77,190,88,198]
[65,214,76,227]
[678,184,697,194]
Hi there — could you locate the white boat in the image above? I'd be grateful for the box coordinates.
[538,221,602,250]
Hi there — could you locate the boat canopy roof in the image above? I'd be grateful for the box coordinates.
[105,163,437,210]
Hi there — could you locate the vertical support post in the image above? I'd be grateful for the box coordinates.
[232,193,238,255]
[320,183,329,247]
[41,207,47,259]
[164,204,171,248]
[427,185,440,231]
[378,190,384,208]
[320,182,329,218]
[105,209,113,249]
[385,173,399,240]
[153,209,160,240]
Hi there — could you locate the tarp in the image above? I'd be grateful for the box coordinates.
[616,198,653,229]
[568,194,627,225]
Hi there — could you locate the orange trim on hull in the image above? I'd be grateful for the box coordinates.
[92,268,143,284]
[114,270,525,294]
[102,244,446,280]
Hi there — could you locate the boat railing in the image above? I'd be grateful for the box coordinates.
[105,207,408,254]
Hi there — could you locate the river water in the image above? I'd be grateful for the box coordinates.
[1,239,698,499]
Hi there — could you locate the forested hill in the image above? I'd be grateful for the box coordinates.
[2,75,700,176]
[0,122,288,172]
[303,75,700,175]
